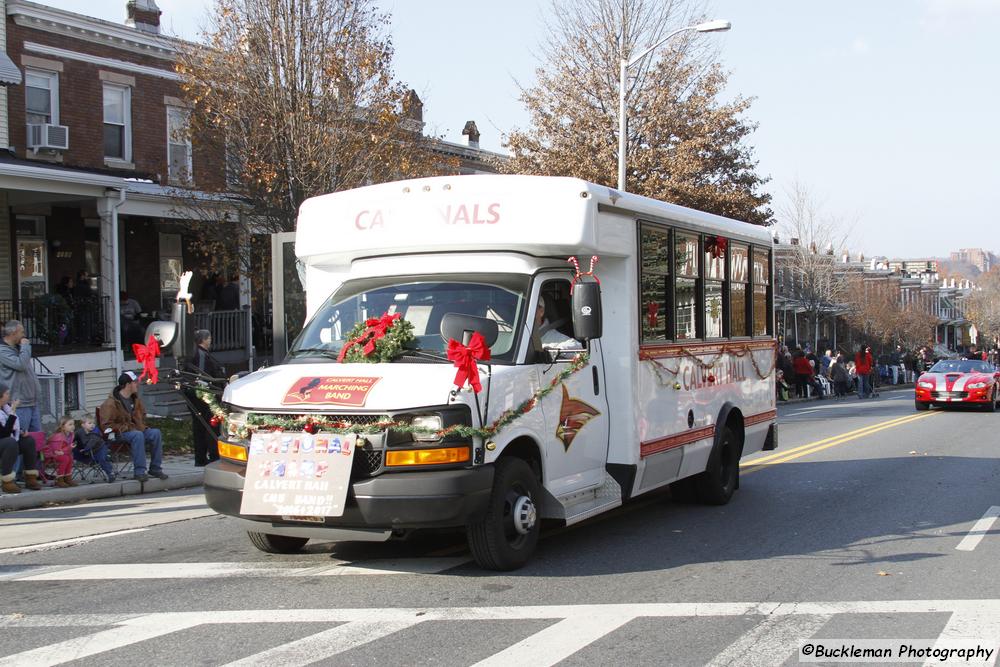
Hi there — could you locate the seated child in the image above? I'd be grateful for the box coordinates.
[74,414,115,483]
[45,416,78,488]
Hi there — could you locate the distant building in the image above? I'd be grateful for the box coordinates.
[950,248,998,275]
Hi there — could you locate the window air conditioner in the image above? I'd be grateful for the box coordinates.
[27,123,69,151]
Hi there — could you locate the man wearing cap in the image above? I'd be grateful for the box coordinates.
[100,371,167,482]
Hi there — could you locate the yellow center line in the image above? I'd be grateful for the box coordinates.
[742,411,939,475]
[742,412,921,467]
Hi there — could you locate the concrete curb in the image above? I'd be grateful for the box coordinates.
[0,471,204,512]
[780,383,914,405]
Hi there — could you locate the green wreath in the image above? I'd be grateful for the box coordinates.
[338,316,415,364]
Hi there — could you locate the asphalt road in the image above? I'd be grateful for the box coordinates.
[2,390,999,666]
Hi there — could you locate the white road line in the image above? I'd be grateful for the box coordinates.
[924,611,1000,667]
[707,612,832,667]
[1,558,469,581]
[2,614,198,667]
[221,620,419,666]
[956,506,1000,551]
[471,613,635,667]
[4,600,1000,626]
[0,528,149,555]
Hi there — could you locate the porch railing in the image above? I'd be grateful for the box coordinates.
[0,296,111,349]
[193,308,249,352]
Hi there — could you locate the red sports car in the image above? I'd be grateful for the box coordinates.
[915,360,1000,411]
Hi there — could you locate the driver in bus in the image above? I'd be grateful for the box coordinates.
[532,294,582,360]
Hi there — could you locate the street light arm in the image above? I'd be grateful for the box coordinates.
[626,26,696,68]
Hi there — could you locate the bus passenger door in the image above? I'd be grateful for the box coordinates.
[532,278,610,497]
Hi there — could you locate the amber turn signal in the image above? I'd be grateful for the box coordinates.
[385,447,470,467]
[218,441,248,462]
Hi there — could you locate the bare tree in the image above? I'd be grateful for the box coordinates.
[776,181,854,350]
[963,268,1000,348]
[504,0,772,225]
[174,0,451,255]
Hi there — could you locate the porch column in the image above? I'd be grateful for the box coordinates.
[239,225,253,370]
[97,190,125,377]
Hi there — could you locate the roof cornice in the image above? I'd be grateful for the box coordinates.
[8,0,185,61]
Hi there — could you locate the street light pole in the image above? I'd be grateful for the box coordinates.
[616,19,731,192]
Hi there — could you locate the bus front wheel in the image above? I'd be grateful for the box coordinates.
[466,457,541,571]
[247,532,310,554]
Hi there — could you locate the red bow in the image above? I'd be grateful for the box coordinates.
[337,312,401,362]
[707,235,728,259]
[132,335,161,384]
[447,332,491,393]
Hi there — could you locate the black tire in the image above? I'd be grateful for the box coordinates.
[915,400,929,411]
[247,532,310,554]
[466,458,541,571]
[693,425,740,505]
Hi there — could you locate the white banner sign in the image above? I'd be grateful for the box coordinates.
[240,431,356,518]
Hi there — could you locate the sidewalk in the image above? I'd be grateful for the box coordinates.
[0,455,204,512]
[780,382,915,405]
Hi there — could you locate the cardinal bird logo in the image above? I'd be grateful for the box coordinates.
[296,377,323,399]
[555,385,601,451]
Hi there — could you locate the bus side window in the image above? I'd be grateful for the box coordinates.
[639,224,669,343]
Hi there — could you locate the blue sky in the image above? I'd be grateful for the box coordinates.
[38,0,1000,257]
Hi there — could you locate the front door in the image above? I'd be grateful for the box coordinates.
[530,276,610,497]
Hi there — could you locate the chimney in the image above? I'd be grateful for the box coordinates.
[126,0,161,35]
[402,89,423,123]
[462,121,480,148]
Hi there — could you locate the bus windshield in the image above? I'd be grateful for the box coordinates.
[288,275,527,363]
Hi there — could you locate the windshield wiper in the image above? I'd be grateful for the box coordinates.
[288,347,341,360]
[398,348,449,362]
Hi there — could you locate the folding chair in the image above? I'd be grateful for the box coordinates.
[72,447,110,484]
[24,432,52,485]
[96,407,134,479]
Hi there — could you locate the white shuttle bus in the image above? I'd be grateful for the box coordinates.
[204,175,777,570]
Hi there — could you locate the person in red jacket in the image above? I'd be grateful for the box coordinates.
[855,344,874,399]
[792,350,824,399]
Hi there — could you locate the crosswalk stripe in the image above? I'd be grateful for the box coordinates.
[220,620,421,667]
[1,558,469,581]
[1,614,198,667]
[707,612,832,667]
[925,611,1000,667]
[470,613,635,667]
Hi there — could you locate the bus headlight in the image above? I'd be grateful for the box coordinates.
[410,415,443,442]
[226,411,250,442]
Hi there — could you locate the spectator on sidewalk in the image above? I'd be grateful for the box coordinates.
[889,345,904,385]
[830,354,850,399]
[0,320,43,432]
[45,416,78,488]
[215,275,241,311]
[903,348,917,383]
[74,414,115,483]
[184,329,224,467]
[0,383,41,493]
[855,344,874,399]
[99,371,168,483]
[792,350,824,399]
[776,370,791,402]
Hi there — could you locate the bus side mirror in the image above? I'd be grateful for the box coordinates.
[571,281,602,341]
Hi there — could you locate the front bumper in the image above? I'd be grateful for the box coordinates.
[204,459,494,530]
[915,388,992,404]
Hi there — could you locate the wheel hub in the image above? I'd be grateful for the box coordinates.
[512,495,537,535]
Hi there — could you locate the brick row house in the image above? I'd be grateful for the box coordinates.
[0,0,507,421]
[0,0,247,421]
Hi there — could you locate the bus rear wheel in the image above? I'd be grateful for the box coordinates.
[466,457,541,571]
[693,425,740,505]
[247,532,310,554]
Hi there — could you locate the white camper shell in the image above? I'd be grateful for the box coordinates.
[204,175,777,570]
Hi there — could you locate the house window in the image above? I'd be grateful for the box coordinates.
[25,69,58,125]
[167,107,192,183]
[103,84,131,161]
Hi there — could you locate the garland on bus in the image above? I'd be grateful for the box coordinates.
[195,353,590,441]
[642,343,777,388]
